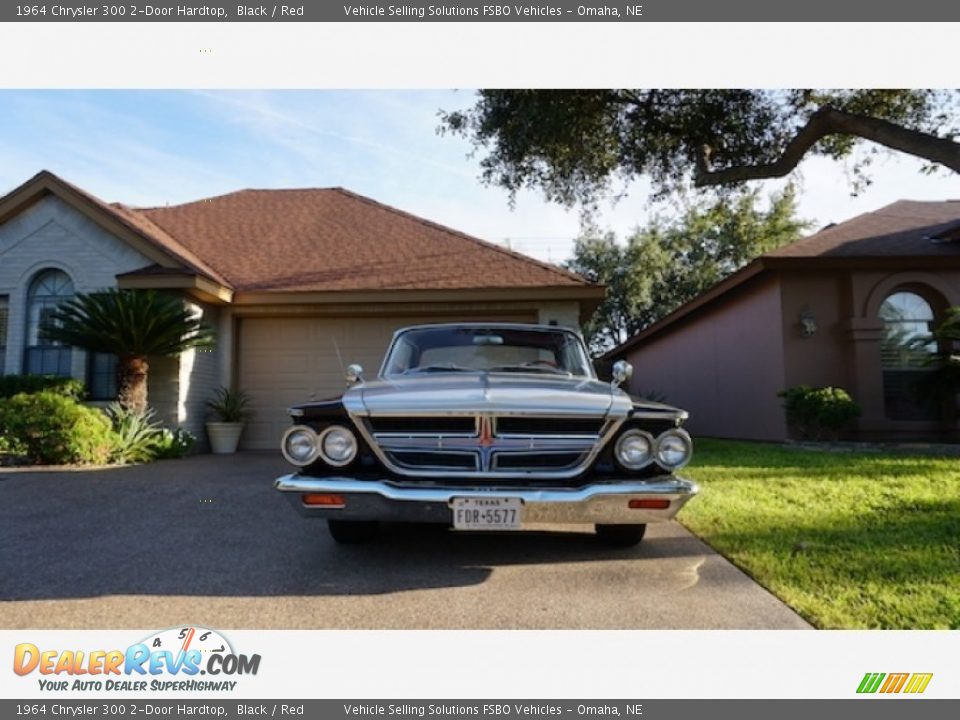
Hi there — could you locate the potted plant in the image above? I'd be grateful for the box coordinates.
[205,386,251,454]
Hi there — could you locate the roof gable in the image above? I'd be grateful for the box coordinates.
[0,170,230,287]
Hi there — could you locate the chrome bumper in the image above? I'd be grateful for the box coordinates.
[273,474,698,525]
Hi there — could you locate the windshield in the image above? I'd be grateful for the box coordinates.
[382,326,594,378]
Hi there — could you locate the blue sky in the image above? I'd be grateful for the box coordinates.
[1,90,958,263]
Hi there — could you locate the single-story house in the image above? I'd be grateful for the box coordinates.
[606,200,960,443]
[0,170,602,449]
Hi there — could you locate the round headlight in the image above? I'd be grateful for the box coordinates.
[281,425,320,467]
[318,425,358,467]
[614,430,655,470]
[655,429,692,470]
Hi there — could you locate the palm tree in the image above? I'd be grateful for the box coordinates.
[43,289,214,414]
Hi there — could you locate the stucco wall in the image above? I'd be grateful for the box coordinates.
[622,266,960,443]
[622,276,788,441]
[779,270,855,391]
[0,195,152,377]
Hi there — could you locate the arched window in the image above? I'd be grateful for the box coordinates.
[24,269,74,376]
[879,290,937,420]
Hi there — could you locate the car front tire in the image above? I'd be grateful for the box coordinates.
[327,520,379,544]
[595,523,646,547]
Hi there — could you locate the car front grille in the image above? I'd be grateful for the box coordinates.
[367,416,477,435]
[494,417,606,436]
[360,414,613,479]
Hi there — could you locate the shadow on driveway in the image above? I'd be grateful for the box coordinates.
[1,452,707,601]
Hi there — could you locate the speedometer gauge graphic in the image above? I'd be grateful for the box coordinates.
[139,626,234,658]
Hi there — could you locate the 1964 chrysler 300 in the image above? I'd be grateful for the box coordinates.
[273,323,698,546]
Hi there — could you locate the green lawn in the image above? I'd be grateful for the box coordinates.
[680,439,960,629]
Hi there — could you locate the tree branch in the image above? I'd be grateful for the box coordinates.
[694,106,960,187]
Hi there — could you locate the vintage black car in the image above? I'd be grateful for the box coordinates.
[273,323,698,546]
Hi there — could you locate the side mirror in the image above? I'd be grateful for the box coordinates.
[345,363,364,384]
[611,360,633,388]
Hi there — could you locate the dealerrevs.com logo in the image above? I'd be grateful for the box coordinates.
[857,672,933,695]
[13,627,260,693]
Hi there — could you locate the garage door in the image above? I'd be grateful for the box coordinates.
[237,313,537,449]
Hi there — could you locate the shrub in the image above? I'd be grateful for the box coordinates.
[0,392,117,464]
[104,404,164,464]
[0,433,25,456]
[0,375,86,400]
[153,428,196,459]
[779,385,862,441]
[104,404,196,462]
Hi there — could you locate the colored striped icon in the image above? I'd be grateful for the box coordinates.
[857,672,933,694]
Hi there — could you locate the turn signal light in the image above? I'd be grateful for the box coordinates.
[628,499,670,510]
[302,493,346,507]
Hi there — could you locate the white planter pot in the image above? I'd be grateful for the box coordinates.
[206,422,245,454]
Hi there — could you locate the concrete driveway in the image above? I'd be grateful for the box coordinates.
[0,453,810,629]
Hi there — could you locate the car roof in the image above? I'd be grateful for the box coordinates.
[391,322,580,336]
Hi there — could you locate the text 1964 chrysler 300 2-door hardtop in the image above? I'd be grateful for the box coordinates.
[273,323,698,546]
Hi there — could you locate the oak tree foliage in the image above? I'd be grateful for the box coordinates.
[440,90,959,204]
[567,186,809,354]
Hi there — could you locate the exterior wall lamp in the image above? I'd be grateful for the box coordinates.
[799,306,817,338]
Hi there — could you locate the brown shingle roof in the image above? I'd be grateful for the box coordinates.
[106,201,231,286]
[767,200,960,259]
[1,171,595,297]
[132,187,591,293]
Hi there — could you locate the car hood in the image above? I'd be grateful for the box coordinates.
[347,373,626,418]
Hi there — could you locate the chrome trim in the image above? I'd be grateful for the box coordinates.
[387,450,479,472]
[280,425,320,467]
[614,429,656,471]
[492,416,608,438]
[654,428,693,471]
[370,415,481,441]
[491,450,587,472]
[374,433,599,452]
[273,473,699,525]
[317,424,359,468]
[629,410,689,421]
[352,412,624,480]
[374,432,478,440]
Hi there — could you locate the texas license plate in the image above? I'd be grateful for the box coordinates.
[451,497,523,530]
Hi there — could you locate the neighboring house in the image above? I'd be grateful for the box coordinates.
[606,201,960,443]
[0,170,602,449]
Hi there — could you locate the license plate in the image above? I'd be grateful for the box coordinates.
[451,497,522,530]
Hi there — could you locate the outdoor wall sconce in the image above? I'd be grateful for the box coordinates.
[799,306,817,337]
